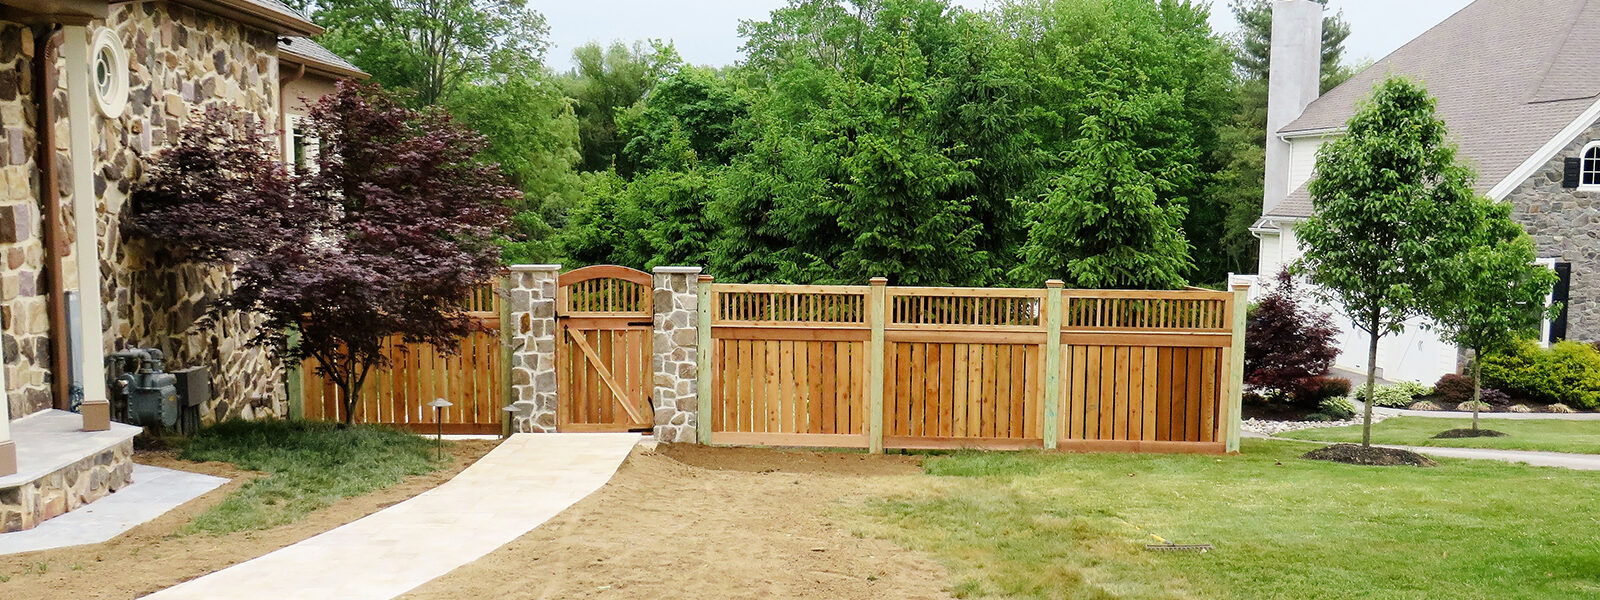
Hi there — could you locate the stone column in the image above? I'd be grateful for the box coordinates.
[506,265,559,433]
[651,267,701,443]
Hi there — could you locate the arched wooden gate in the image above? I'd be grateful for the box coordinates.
[556,266,655,432]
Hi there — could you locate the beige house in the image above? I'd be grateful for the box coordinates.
[0,0,361,532]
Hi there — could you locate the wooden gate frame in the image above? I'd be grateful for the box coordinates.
[555,265,654,431]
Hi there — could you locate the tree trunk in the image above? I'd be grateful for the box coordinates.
[1362,313,1380,448]
[1471,348,1483,431]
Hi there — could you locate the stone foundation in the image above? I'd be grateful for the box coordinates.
[0,438,133,532]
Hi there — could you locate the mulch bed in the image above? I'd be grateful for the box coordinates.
[1302,443,1437,467]
[1432,428,1508,439]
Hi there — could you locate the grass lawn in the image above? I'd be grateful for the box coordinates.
[1276,417,1600,454]
[176,420,444,534]
[861,439,1600,599]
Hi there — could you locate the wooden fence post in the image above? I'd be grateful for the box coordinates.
[697,275,715,444]
[868,277,888,454]
[1042,280,1064,449]
[499,273,514,437]
[1225,281,1250,453]
[285,327,303,420]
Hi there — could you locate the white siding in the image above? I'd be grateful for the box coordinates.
[1286,136,1330,194]
[1251,220,1459,386]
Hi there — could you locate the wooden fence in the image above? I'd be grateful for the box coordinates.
[297,284,507,434]
[697,278,1246,453]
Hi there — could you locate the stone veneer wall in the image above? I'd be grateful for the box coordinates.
[651,267,698,443]
[95,3,285,421]
[1507,120,1600,342]
[505,265,558,433]
[0,23,54,419]
[0,438,132,532]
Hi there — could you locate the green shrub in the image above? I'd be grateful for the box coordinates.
[1319,395,1357,420]
[1357,383,1429,408]
[1482,341,1600,409]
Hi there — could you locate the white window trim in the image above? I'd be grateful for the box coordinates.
[1537,257,1558,347]
[90,28,128,119]
[1580,141,1600,192]
[285,115,319,174]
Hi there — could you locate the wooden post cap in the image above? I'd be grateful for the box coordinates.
[869,277,888,286]
[697,274,714,282]
[1045,279,1065,288]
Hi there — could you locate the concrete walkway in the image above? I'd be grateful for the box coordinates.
[1249,431,1600,470]
[142,433,642,600]
[0,464,228,555]
[1372,406,1600,420]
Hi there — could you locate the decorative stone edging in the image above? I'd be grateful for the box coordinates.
[1242,415,1389,437]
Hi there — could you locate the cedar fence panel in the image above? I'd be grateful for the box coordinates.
[701,279,1246,454]
[300,283,505,434]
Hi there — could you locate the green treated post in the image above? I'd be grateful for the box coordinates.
[696,275,714,444]
[500,274,514,437]
[1041,280,1064,450]
[285,327,303,421]
[1226,281,1250,453]
[868,277,888,454]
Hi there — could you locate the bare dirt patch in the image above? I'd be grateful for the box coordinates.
[398,445,952,600]
[0,439,499,600]
[1302,443,1437,467]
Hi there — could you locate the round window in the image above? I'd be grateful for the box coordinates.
[90,29,129,118]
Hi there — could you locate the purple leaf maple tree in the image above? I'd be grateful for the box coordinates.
[131,82,515,423]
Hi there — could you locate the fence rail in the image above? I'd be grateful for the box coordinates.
[700,279,1246,453]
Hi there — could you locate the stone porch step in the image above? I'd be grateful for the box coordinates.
[1,410,141,532]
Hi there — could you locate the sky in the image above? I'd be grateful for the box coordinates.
[539,0,1477,72]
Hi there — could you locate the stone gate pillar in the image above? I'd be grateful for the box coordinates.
[651,266,701,443]
[506,264,559,433]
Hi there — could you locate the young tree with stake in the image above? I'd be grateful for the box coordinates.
[1295,77,1477,447]
[1425,195,1557,430]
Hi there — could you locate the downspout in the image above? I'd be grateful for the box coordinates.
[33,25,71,414]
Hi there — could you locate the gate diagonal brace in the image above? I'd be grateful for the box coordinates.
[563,325,648,426]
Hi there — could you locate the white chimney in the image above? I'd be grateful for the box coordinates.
[1263,0,1324,214]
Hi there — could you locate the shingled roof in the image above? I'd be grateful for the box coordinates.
[1265,0,1600,218]
[279,36,366,79]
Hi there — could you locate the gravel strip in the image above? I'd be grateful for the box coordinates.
[1243,414,1389,436]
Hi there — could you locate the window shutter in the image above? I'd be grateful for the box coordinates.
[1564,157,1582,188]
[1551,262,1572,342]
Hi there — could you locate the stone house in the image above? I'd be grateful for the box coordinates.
[0,0,362,531]
[1247,0,1595,384]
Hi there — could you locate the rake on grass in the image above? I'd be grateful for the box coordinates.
[1111,516,1214,553]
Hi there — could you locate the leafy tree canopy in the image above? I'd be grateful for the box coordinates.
[1296,76,1478,444]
